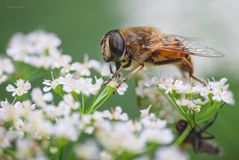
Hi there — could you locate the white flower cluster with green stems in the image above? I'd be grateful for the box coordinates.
[144,76,234,145]
[0,30,234,160]
[145,77,234,124]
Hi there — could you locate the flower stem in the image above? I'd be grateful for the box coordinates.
[161,91,189,122]
[87,86,114,113]
[175,123,192,145]
[197,101,218,124]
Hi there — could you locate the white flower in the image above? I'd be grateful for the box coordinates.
[16,139,34,159]
[100,151,112,160]
[108,80,128,95]
[0,74,8,84]
[150,76,234,105]
[26,30,61,52]
[57,94,79,116]
[140,105,152,117]
[103,106,129,121]
[173,79,184,92]
[31,88,53,107]
[96,64,111,77]
[117,82,128,95]
[140,128,174,144]
[28,111,53,137]
[74,140,99,160]
[0,128,16,148]
[156,146,188,160]
[6,30,74,70]
[221,90,234,105]
[140,114,167,129]
[58,74,77,93]
[33,153,48,160]
[0,57,15,74]
[208,78,228,92]
[144,77,160,87]
[14,119,26,137]
[6,79,31,96]
[92,108,161,153]
[134,156,150,160]
[0,101,24,122]
[49,146,58,154]
[70,62,91,76]
[7,33,30,61]
[96,122,145,153]
[87,78,104,95]
[21,100,36,117]
[44,104,65,118]
[43,78,59,92]
[51,54,72,69]
[7,30,61,59]
[53,113,80,141]
[158,78,174,94]
[57,74,103,96]
[178,84,194,94]
[207,78,234,105]
[176,98,202,113]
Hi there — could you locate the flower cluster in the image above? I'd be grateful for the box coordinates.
[136,77,178,123]
[74,106,180,159]
[0,96,187,160]
[0,30,234,160]
[6,79,31,97]
[144,76,234,126]
[0,57,15,84]
[6,30,70,69]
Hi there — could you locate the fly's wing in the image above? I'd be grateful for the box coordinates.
[160,35,224,58]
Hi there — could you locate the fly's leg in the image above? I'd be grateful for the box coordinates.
[116,64,144,89]
[104,62,122,85]
[180,57,206,85]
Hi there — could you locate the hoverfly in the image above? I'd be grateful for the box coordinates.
[100,27,223,87]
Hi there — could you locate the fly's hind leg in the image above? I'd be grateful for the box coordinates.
[152,57,205,84]
[179,57,206,85]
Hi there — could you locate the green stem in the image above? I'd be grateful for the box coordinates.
[197,101,218,124]
[169,95,187,118]
[87,86,114,113]
[93,93,112,111]
[162,91,189,122]
[161,91,181,113]
[81,93,84,113]
[175,123,192,145]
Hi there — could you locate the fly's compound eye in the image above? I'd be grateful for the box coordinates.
[109,31,125,57]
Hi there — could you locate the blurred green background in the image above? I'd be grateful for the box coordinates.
[0,0,238,159]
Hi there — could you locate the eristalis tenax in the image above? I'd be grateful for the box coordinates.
[100,27,223,87]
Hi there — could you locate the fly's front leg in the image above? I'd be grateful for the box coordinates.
[116,64,144,89]
[104,68,122,85]
[104,62,122,85]
[109,63,113,74]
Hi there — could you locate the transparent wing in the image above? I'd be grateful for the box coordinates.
[161,35,224,58]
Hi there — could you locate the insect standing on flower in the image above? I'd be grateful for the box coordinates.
[176,119,221,155]
[100,26,223,87]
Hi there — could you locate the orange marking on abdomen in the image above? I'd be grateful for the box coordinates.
[177,52,186,58]
[160,50,186,58]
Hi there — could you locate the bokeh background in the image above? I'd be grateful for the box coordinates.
[0,0,238,159]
